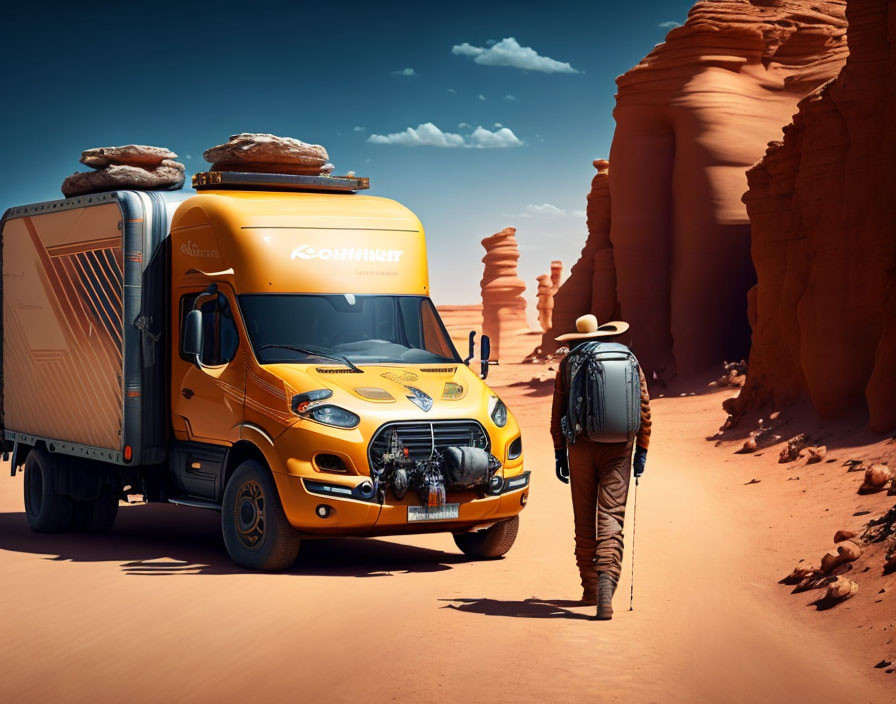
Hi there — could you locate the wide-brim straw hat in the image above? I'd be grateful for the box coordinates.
[555,314,630,342]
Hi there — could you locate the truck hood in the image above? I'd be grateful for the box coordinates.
[264,363,489,419]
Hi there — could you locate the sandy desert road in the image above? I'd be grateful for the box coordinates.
[0,376,889,703]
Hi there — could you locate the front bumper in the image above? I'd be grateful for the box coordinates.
[272,470,530,535]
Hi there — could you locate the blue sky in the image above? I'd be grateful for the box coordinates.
[0,0,694,311]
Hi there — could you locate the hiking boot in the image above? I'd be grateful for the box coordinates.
[596,572,615,620]
[581,586,597,606]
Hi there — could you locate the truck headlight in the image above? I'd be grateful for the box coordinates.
[307,404,360,429]
[507,436,522,460]
[292,389,333,413]
[489,396,508,427]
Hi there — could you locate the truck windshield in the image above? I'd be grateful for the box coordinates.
[238,294,461,366]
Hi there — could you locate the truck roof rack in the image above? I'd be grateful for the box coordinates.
[192,171,370,193]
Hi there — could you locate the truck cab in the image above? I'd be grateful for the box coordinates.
[2,173,529,569]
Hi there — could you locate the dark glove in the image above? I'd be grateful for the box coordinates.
[633,445,648,478]
[555,448,570,484]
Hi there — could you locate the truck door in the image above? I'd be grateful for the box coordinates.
[171,286,246,444]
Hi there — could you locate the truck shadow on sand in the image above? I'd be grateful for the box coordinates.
[440,597,593,621]
[0,506,469,578]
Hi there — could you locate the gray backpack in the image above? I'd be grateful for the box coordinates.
[562,341,641,445]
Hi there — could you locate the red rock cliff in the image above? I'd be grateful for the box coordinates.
[732,0,896,431]
[545,1,848,371]
[544,160,618,346]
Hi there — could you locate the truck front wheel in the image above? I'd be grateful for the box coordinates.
[24,449,74,533]
[453,516,520,559]
[222,461,301,571]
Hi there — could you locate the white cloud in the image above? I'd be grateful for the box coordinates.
[494,122,503,128]
[452,37,580,74]
[368,123,464,148]
[468,126,523,149]
[367,123,523,149]
[478,94,487,101]
[392,67,417,76]
[522,203,566,217]
[504,94,519,101]
[458,122,472,129]
[446,87,457,93]
[353,125,366,132]
[659,21,682,29]
[516,203,586,218]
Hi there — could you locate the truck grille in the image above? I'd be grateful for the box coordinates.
[368,420,490,470]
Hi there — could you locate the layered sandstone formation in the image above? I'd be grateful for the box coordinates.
[61,145,185,197]
[536,275,553,332]
[543,160,618,346]
[550,260,563,295]
[480,227,527,358]
[545,1,848,374]
[535,260,565,333]
[731,0,896,431]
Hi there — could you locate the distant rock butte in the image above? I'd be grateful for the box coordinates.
[480,227,527,358]
[535,261,564,333]
[536,274,553,333]
[543,1,847,373]
[549,260,563,294]
[731,0,896,431]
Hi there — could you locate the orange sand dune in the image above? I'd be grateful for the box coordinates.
[0,336,891,702]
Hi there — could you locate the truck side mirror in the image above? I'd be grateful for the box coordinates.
[480,334,497,379]
[183,309,203,358]
[464,331,476,365]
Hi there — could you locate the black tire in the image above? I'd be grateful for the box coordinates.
[453,515,520,559]
[24,449,73,533]
[71,494,119,533]
[222,460,301,571]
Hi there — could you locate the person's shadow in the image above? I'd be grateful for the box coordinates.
[440,597,593,620]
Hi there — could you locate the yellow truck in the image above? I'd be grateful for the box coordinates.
[0,171,529,569]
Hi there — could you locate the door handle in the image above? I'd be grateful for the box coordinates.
[181,388,194,399]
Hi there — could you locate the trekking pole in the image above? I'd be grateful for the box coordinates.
[629,476,639,611]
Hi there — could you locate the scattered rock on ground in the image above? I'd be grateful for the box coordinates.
[824,576,859,602]
[859,464,893,494]
[708,360,747,388]
[782,563,817,584]
[739,436,758,453]
[885,545,896,573]
[779,434,809,463]
[738,416,784,453]
[833,529,857,543]
[820,541,862,573]
[204,133,333,175]
[797,445,827,465]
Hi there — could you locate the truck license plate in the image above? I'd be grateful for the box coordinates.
[407,504,460,522]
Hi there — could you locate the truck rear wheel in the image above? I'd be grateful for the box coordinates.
[24,449,73,533]
[71,494,119,533]
[453,516,519,559]
[222,460,301,571]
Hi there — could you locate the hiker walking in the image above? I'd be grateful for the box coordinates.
[551,314,651,620]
